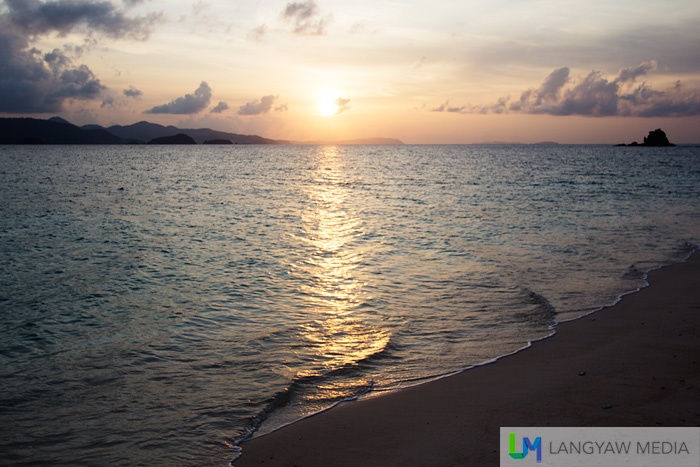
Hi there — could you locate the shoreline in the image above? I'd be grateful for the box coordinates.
[233,252,700,466]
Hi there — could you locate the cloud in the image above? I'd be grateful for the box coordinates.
[5,0,163,41]
[282,0,330,36]
[620,80,700,117]
[435,62,700,117]
[0,0,162,114]
[0,37,106,112]
[123,85,142,98]
[334,97,351,114]
[507,67,619,116]
[210,101,229,113]
[247,24,267,42]
[616,61,657,84]
[53,62,106,98]
[535,67,570,104]
[432,97,509,115]
[237,95,285,116]
[144,81,212,114]
[191,1,210,17]
[101,95,115,108]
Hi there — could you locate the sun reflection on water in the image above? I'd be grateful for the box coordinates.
[291,146,390,381]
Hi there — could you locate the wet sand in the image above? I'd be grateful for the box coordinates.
[234,252,700,466]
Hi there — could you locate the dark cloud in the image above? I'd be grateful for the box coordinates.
[123,85,142,98]
[53,63,106,98]
[621,80,700,118]
[334,97,351,114]
[282,0,330,36]
[144,81,212,114]
[435,62,700,117]
[44,48,72,69]
[0,0,162,114]
[0,31,106,112]
[210,101,229,113]
[237,95,283,116]
[510,68,619,116]
[5,0,163,41]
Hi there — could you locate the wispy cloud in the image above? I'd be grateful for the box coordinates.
[191,1,210,17]
[144,82,212,114]
[282,1,330,36]
[432,97,509,115]
[247,24,267,42]
[237,95,286,116]
[434,62,700,117]
[334,97,351,114]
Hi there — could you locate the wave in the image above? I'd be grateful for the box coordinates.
[235,333,397,444]
[513,288,557,325]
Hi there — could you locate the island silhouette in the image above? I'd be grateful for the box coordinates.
[147,133,196,144]
[617,129,675,147]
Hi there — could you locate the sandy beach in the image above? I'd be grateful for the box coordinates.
[234,252,700,466]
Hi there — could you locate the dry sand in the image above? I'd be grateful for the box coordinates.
[234,253,700,466]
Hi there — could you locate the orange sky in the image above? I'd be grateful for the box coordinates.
[1,0,699,143]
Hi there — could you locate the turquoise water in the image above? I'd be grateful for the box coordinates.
[1,144,699,466]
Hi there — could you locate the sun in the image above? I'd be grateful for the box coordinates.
[317,91,339,116]
[318,99,339,116]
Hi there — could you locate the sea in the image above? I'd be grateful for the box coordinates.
[1,144,699,466]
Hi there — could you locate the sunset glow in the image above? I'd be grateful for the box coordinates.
[0,0,699,143]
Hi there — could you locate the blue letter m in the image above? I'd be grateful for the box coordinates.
[523,437,542,463]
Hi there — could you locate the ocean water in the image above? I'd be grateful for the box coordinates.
[1,144,699,466]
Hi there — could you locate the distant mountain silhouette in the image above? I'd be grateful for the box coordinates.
[0,117,403,146]
[0,117,126,144]
[148,133,196,144]
[105,121,280,144]
[48,116,74,126]
[0,117,280,145]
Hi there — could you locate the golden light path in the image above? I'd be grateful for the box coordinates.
[291,147,390,391]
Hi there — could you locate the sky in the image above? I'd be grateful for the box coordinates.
[1,0,699,144]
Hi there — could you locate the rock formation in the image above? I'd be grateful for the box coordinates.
[617,129,675,147]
